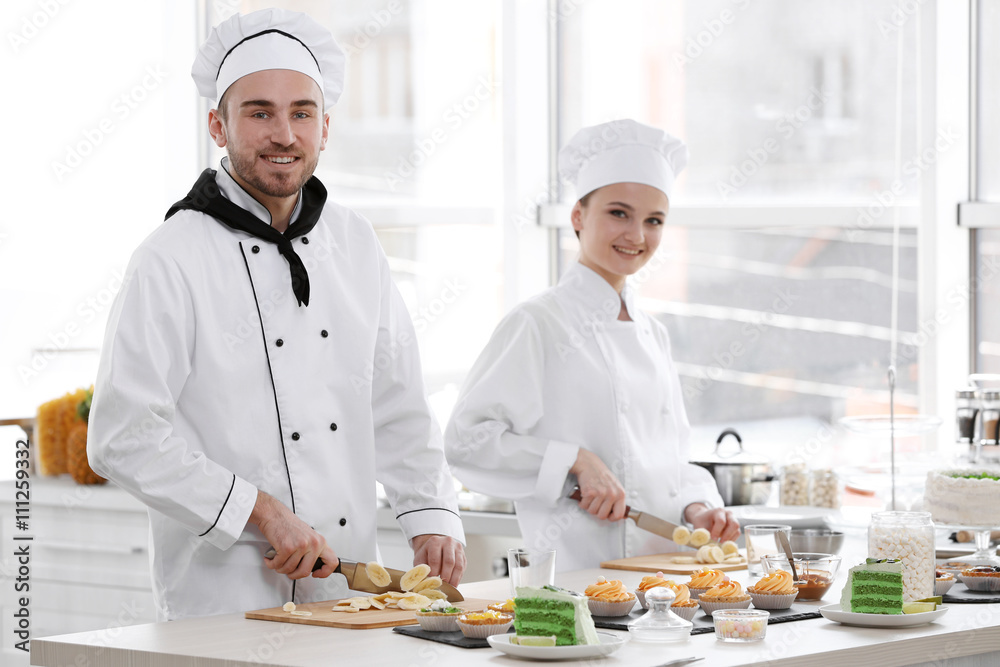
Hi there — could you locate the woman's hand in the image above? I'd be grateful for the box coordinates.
[684,503,740,543]
[570,449,627,521]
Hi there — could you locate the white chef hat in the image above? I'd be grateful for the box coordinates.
[559,119,688,200]
[192,8,346,108]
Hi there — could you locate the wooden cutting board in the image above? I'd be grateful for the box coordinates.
[601,551,747,575]
[245,597,498,630]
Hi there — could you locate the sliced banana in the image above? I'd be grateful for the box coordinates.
[413,576,443,593]
[400,563,432,591]
[688,528,711,547]
[721,540,739,556]
[366,561,392,587]
[422,589,449,601]
[672,526,692,545]
[668,556,698,564]
[396,594,432,610]
[282,601,296,612]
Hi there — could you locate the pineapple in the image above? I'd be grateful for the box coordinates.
[66,387,105,485]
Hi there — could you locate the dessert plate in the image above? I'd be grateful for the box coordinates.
[486,632,626,660]
[819,604,948,628]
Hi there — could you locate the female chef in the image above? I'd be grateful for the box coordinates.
[444,119,738,571]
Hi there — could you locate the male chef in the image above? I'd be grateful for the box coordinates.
[88,8,466,621]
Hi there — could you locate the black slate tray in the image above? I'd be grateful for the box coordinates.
[593,605,823,636]
[392,625,513,649]
[942,583,1000,604]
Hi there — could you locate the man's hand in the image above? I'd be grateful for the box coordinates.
[250,491,339,580]
[570,448,627,521]
[684,503,740,543]
[411,534,466,586]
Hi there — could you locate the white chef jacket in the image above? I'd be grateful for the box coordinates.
[88,160,465,620]
[444,262,722,572]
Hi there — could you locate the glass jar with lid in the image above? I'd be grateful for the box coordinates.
[868,511,935,602]
[980,390,1000,446]
[955,387,978,444]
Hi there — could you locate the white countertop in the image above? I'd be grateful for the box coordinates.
[29,561,1000,667]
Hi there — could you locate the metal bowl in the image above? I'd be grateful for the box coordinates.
[789,529,845,555]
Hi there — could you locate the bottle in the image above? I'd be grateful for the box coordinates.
[979,390,1000,451]
[868,511,935,602]
[810,469,840,509]
[955,387,978,445]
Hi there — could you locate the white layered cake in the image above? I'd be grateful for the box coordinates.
[924,469,1000,526]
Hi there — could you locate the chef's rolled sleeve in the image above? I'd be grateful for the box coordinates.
[677,463,725,520]
[395,507,465,544]
[535,440,579,506]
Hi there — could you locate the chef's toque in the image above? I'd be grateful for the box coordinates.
[558,119,688,200]
[192,8,346,108]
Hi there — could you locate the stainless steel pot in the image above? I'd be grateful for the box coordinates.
[690,428,775,506]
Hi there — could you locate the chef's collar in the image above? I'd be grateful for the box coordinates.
[561,262,638,321]
[216,157,304,229]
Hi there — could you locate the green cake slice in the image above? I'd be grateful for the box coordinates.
[841,558,904,614]
[513,585,600,646]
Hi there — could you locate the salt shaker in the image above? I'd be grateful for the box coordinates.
[868,511,935,602]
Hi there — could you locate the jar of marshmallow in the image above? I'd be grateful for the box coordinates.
[868,511,935,602]
[779,463,810,506]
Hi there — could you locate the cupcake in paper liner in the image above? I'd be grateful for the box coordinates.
[585,576,637,617]
[456,610,513,638]
[959,567,1000,592]
[697,581,752,616]
[415,601,464,632]
[748,570,799,610]
[635,571,670,609]
[670,602,700,622]
[686,567,729,600]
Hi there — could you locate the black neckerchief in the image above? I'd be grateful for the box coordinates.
[165,168,327,307]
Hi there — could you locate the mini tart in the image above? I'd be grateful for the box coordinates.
[415,607,463,632]
[488,598,516,615]
[585,577,636,617]
[456,610,513,638]
[747,570,799,610]
[935,570,956,596]
[959,566,1000,592]
[697,581,752,616]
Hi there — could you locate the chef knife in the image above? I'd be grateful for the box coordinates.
[569,486,683,541]
[264,549,464,601]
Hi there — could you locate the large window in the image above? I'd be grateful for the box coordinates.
[555,0,925,468]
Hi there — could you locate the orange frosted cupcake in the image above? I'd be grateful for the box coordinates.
[697,581,752,616]
[748,570,799,610]
[664,581,699,622]
[686,568,728,600]
[635,572,670,609]
[584,577,636,617]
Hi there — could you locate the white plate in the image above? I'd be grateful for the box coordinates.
[486,632,627,660]
[819,604,949,627]
[728,505,834,529]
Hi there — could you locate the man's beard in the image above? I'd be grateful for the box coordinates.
[229,146,319,198]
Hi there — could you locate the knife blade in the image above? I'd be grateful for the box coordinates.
[263,549,464,602]
[569,486,683,541]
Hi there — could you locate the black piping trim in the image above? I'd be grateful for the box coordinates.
[218,29,321,79]
[395,507,462,520]
[239,242,296,514]
[199,474,237,537]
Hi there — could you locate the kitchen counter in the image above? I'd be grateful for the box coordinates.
[29,562,1000,667]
